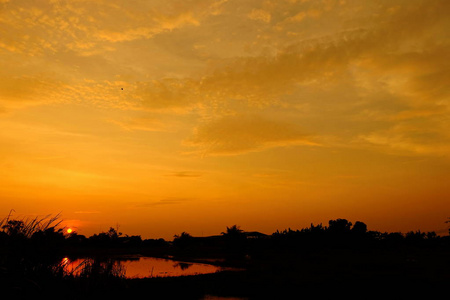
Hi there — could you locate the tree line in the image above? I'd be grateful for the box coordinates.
[0,214,448,252]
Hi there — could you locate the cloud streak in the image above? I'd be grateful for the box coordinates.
[185,114,318,156]
[166,171,203,178]
[135,197,192,207]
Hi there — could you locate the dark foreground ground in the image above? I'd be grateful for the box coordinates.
[1,218,449,299]
[3,245,449,300]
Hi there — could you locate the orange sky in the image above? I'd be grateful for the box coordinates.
[1,0,449,239]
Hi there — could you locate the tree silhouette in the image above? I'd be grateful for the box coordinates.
[2,220,25,237]
[446,217,450,235]
[221,225,247,256]
[173,231,193,248]
[174,231,192,240]
[328,219,352,234]
[352,221,368,235]
[105,227,122,239]
[221,225,244,238]
[88,226,123,246]
[405,230,426,243]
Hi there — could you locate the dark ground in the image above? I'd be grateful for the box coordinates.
[2,218,449,299]
[4,245,449,300]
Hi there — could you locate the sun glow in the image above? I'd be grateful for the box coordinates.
[67,228,73,234]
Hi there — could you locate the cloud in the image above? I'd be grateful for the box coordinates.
[74,211,101,214]
[135,79,198,111]
[359,119,450,157]
[0,74,66,107]
[165,171,203,178]
[0,0,225,57]
[360,132,450,157]
[1,0,449,159]
[247,9,271,23]
[185,114,319,156]
[108,116,167,132]
[135,197,192,207]
[4,0,447,113]
[124,0,450,113]
[93,11,200,43]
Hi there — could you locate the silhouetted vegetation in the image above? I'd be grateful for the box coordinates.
[1,212,449,299]
[173,231,194,249]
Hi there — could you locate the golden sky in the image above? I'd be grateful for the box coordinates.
[1,0,449,239]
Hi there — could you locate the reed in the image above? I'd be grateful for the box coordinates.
[0,210,63,238]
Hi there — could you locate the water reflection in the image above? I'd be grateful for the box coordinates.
[61,256,231,278]
[173,262,193,270]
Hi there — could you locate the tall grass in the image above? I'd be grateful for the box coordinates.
[78,259,126,279]
[0,211,124,296]
[0,210,63,238]
[59,257,126,279]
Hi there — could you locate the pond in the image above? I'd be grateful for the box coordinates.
[61,255,236,278]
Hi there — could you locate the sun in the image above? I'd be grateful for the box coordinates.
[66,228,73,234]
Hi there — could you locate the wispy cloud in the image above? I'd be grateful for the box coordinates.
[135,197,192,207]
[74,211,101,214]
[185,114,319,156]
[0,0,224,55]
[108,116,167,132]
[165,171,203,178]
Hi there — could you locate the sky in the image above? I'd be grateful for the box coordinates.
[1,0,449,239]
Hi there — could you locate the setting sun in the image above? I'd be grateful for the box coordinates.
[66,228,73,234]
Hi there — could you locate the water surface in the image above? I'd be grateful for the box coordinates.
[62,255,233,278]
